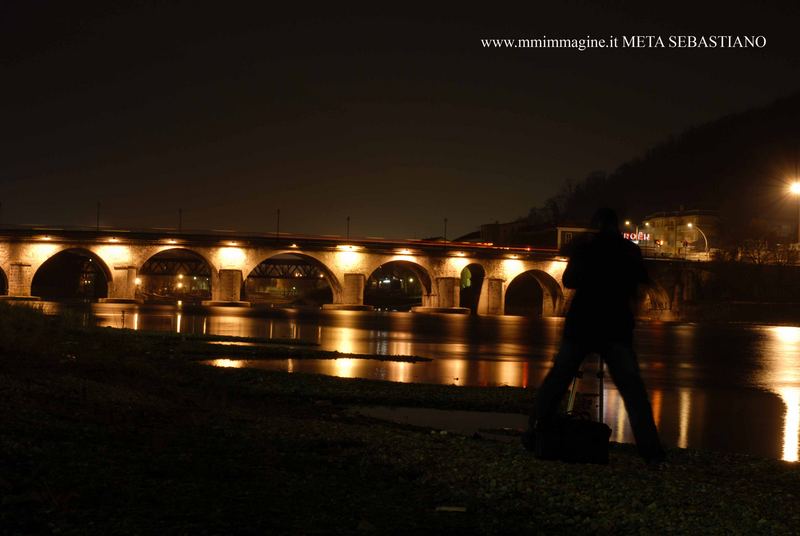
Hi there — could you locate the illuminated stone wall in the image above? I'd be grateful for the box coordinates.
[0,235,569,315]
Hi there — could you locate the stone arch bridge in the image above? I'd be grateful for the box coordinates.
[0,227,569,316]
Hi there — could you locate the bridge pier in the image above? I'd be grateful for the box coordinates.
[541,288,561,317]
[322,273,373,311]
[484,278,505,315]
[202,269,250,307]
[100,266,140,303]
[0,263,38,300]
[412,277,470,314]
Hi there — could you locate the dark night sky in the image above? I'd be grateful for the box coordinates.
[2,2,799,238]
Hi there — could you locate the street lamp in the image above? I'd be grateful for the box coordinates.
[790,181,800,244]
[687,223,709,260]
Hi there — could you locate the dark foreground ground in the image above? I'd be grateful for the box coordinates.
[1,306,799,534]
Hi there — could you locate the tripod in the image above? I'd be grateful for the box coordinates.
[566,354,605,423]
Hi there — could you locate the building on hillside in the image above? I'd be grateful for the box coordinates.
[641,210,720,258]
[556,225,594,253]
[476,220,558,248]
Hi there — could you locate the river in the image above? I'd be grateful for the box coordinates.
[57,303,800,462]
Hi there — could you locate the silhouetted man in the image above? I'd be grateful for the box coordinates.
[528,208,665,465]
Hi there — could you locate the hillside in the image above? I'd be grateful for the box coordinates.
[536,91,800,243]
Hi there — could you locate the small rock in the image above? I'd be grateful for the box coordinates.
[435,506,467,513]
[357,519,375,531]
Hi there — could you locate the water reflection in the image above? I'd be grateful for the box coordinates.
[758,326,800,462]
[678,388,691,450]
[212,359,245,368]
[48,302,800,460]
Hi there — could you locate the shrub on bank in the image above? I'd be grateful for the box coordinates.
[0,301,92,359]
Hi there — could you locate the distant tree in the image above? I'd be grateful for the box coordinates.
[739,239,772,265]
[771,244,799,266]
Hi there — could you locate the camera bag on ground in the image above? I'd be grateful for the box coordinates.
[524,356,612,464]
[534,413,612,464]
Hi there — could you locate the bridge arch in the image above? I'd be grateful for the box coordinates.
[639,283,672,319]
[137,248,216,304]
[243,252,343,306]
[0,266,7,296]
[31,248,112,302]
[364,260,434,311]
[504,269,564,317]
[459,263,486,313]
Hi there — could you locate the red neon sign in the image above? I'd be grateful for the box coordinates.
[623,232,650,241]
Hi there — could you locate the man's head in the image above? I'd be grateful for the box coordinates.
[590,208,619,234]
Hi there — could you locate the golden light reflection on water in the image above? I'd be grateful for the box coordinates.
[211,359,245,368]
[758,326,800,461]
[327,326,359,355]
[780,388,800,462]
[84,304,800,459]
[389,362,409,383]
[334,358,356,378]
[651,389,662,428]
[206,315,248,337]
[204,356,534,388]
[447,359,467,385]
[678,388,691,449]
[494,360,525,387]
[613,392,626,443]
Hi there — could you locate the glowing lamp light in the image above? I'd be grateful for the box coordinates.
[134,277,142,285]
[687,223,693,228]
[624,220,631,226]
[290,243,298,248]
[791,182,800,195]
[167,239,177,244]
[408,277,414,283]
[228,241,237,246]
[336,244,360,251]
[219,246,246,268]
[336,247,362,269]
[109,237,119,243]
[397,248,412,255]
[41,235,52,241]
[96,245,131,264]
[454,251,466,257]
